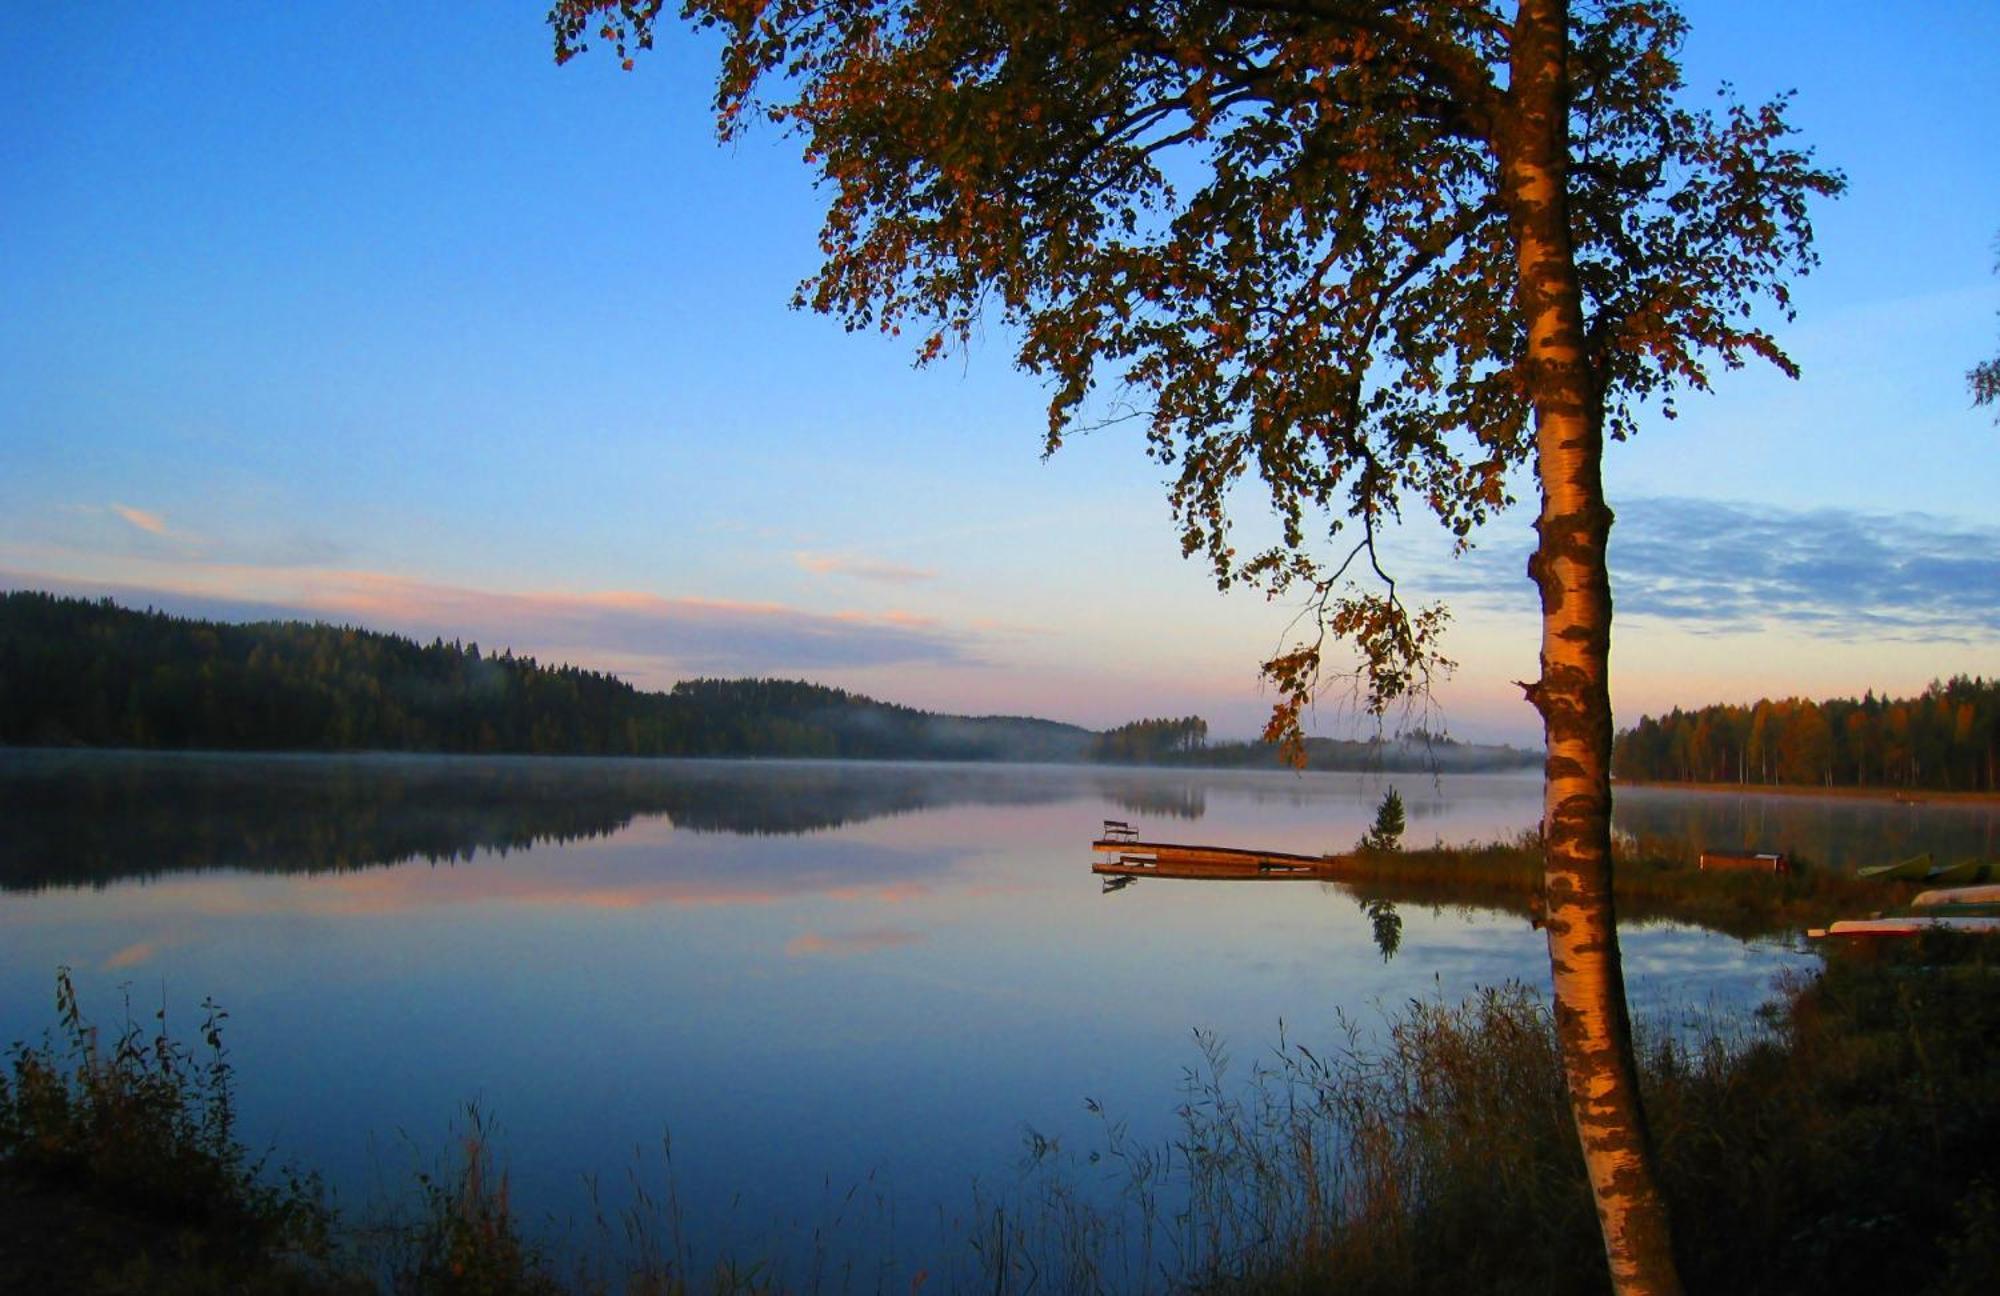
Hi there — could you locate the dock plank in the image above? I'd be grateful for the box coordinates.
[1090,837,1346,880]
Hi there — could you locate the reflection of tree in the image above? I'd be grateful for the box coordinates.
[0,754,1235,892]
[1360,898,1404,962]
[1,754,656,891]
[1611,790,1998,873]
[1103,782,1207,822]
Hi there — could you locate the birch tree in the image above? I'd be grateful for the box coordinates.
[552,3,1840,1289]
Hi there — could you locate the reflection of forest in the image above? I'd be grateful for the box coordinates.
[0,752,1220,892]
[11,752,1991,894]
[1613,788,2000,872]
[1105,783,1206,820]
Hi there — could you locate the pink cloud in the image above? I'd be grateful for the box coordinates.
[111,505,172,537]
[795,551,937,585]
[1,566,972,678]
[784,927,925,958]
[820,883,934,904]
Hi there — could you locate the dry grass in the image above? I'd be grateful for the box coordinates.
[970,941,2000,1295]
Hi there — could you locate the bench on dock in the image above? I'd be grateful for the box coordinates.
[1699,849,1789,875]
[1101,819,1139,841]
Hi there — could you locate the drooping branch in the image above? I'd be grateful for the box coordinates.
[1972,232,2000,422]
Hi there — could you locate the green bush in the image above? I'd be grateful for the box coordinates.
[0,969,342,1292]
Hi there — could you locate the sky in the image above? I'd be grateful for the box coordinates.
[2,2,1996,744]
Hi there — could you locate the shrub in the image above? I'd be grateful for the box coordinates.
[0,968,341,1292]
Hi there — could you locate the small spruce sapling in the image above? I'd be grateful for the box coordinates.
[1356,788,1407,959]
[1359,788,1407,855]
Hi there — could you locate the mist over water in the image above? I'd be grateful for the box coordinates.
[4,750,1988,1272]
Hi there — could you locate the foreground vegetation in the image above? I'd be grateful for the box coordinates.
[7,916,1996,1293]
[0,972,345,1293]
[1065,944,2000,1295]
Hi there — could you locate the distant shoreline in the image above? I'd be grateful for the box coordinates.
[0,592,1539,771]
[1614,778,2000,806]
[0,742,1538,776]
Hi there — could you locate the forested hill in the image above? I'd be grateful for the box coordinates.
[1613,678,2000,793]
[1084,715,1536,772]
[0,592,1091,761]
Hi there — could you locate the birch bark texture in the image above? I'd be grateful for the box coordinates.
[1502,5,1679,1287]
[553,2,1840,1289]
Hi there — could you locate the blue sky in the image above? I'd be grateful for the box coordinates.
[2,2,1996,743]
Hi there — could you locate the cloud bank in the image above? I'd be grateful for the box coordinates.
[1,567,972,677]
[1422,497,2000,640]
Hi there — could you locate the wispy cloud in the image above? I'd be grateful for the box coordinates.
[1420,497,2000,639]
[111,504,174,537]
[0,566,974,676]
[38,502,343,569]
[784,927,925,958]
[795,551,938,585]
[307,573,969,671]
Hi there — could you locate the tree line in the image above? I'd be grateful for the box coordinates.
[0,592,1092,761]
[0,592,1544,775]
[1086,715,1209,762]
[1612,677,2000,792]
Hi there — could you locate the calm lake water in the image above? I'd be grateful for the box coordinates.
[4,750,1995,1274]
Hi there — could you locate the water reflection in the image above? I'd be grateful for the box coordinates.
[1360,897,1404,960]
[5,751,1994,897]
[1615,784,2000,872]
[0,751,1837,1276]
[0,751,1213,892]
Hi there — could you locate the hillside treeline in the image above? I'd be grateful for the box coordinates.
[1087,715,1209,762]
[1176,733,1539,772]
[1069,712,1539,772]
[0,592,1090,761]
[1613,677,1999,791]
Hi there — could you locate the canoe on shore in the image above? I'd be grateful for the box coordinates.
[1855,854,1995,885]
[1857,853,1934,881]
[1925,858,1996,885]
[1808,915,2000,940]
[1914,884,2000,908]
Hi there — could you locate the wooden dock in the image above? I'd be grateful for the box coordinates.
[1091,837,1341,880]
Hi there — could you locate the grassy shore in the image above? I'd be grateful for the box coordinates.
[1127,941,2000,1295]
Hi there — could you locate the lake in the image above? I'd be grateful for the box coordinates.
[3,750,1994,1276]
